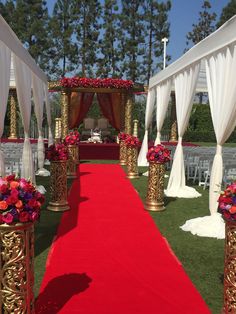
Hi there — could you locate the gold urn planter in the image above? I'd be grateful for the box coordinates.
[67,145,79,179]
[119,139,127,166]
[126,146,139,179]
[223,220,236,313]
[0,222,35,313]
[145,162,165,211]
[47,159,70,212]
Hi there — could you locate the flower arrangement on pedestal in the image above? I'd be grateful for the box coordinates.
[0,174,44,224]
[218,182,236,221]
[64,130,80,146]
[124,135,140,179]
[46,143,69,161]
[145,144,171,212]
[118,132,128,141]
[60,77,134,89]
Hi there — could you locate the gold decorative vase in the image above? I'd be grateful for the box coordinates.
[119,139,127,166]
[223,220,236,313]
[145,162,165,211]
[126,146,139,179]
[47,160,70,212]
[0,222,34,313]
[67,145,79,178]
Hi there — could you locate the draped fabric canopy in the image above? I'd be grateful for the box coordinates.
[142,15,236,238]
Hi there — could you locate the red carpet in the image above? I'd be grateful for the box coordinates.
[36,164,210,314]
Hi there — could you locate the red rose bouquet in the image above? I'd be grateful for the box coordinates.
[218,182,236,221]
[146,145,171,164]
[118,132,128,141]
[124,135,140,147]
[0,174,44,225]
[60,77,134,89]
[64,130,80,146]
[45,143,69,161]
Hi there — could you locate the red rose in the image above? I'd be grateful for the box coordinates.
[2,213,14,224]
[0,184,8,194]
[6,195,18,205]
[19,212,30,223]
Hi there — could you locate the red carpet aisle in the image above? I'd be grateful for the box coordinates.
[36,164,210,314]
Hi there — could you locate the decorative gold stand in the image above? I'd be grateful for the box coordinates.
[119,140,127,166]
[47,160,70,211]
[8,90,18,139]
[126,146,139,179]
[0,222,34,313]
[145,162,165,211]
[223,220,236,313]
[67,145,79,179]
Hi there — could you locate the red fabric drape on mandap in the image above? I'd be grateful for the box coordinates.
[68,92,94,129]
[97,93,124,131]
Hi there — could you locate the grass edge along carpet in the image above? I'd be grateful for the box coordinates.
[35,164,210,314]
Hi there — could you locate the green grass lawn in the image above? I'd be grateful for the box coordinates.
[34,160,224,313]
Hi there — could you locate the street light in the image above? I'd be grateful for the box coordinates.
[161,37,168,69]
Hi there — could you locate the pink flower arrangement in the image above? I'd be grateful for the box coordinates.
[118,132,128,141]
[124,135,140,147]
[218,182,236,221]
[0,174,44,225]
[146,145,171,164]
[46,143,69,161]
[60,77,134,89]
[64,130,80,146]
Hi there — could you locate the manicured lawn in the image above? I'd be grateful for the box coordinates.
[34,160,224,313]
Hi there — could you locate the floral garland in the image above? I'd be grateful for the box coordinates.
[146,145,171,164]
[218,182,236,221]
[64,130,80,146]
[60,77,134,89]
[118,132,128,141]
[46,143,69,161]
[0,175,44,225]
[124,135,140,147]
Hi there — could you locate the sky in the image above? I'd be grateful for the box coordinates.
[47,0,230,63]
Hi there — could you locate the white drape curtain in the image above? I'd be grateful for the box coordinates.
[32,73,49,176]
[154,79,172,145]
[165,63,201,198]
[138,88,156,166]
[206,44,236,214]
[44,83,54,146]
[0,43,11,176]
[13,54,35,183]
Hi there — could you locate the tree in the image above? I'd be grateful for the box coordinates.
[186,1,216,47]
[0,0,17,29]
[73,0,101,77]
[143,0,171,83]
[96,0,120,77]
[217,0,236,28]
[49,0,78,78]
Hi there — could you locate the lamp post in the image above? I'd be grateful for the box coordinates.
[161,37,168,69]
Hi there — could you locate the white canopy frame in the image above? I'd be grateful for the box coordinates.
[143,15,236,239]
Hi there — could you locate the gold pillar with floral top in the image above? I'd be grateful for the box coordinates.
[145,162,165,211]
[0,222,34,313]
[223,220,236,313]
[61,90,70,139]
[124,94,133,135]
[67,145,79,178]
[8,89,18,139]
[169,92,178,142]
[55,117,62,143]
[126,146,139,179]
[47,160,70,212]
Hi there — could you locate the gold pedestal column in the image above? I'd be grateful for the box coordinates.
[61,90,70,139]
[67,145,79,178]
[119,140,127,166]
[223,220,236,313]
[133,119,139,137]
[0,222,34,313]
[124,94,133,135]
[169,92,178,142]
[126,146,139,179]
[145,162,165,211]
[47,160,70,211]
[8,89,18,139]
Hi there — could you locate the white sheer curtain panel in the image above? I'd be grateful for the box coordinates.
[44,83,54,146]
[207,44,236,213]
[0,43,11,176]
[32,74,49,176]
[154,79,172,145]
[138,88,156,166]
[165,63,201,198]
[13,54,35,183]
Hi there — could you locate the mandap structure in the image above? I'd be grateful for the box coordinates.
[48,77,145,139]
